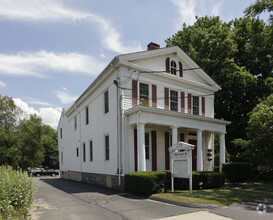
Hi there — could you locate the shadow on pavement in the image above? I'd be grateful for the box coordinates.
[39,177,148,200]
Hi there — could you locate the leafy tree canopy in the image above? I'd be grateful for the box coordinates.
[166,13,272,161]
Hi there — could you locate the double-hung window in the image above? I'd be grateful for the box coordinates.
[139,83,149,106]
[86,107,89,125]
[83,143,86,162]
[105,135,109,160]
[145,133,150,160]
[89,140,93,162]
[170,90,178,111]
[104,90,109,114]
[74,116,77,130]
[171,60,177,75]
[193,96,199,115]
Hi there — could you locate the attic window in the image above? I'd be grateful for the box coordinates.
[170,60,177,75]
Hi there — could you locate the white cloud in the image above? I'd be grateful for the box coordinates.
[0,0,142,53]
[13,98,62,129]
[0,80,7,88]
[172,0,197,28]
[172,0,223,29]
[211,1,222,16]
[55,88,78,104]
[0,51,107,77]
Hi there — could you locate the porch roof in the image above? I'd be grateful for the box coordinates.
[125,105,230,134]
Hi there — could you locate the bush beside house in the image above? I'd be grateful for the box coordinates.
[222,162,253,183]
[0,166,34,219]
[125,171,225,195]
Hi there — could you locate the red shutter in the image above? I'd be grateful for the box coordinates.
[164,88,169,110]
[181,91,185,113]
[152,131,157,171]
[166,57,170,73]
[179,61,183,77]
[152,84,157,108]
[188,93,192,114]
[202,97,205,116]
[132,80,138,106]
[134,129,138,171]
[165,132,170,170]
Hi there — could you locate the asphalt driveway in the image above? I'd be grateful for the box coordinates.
[31,177,200,220]
[31,177,273,220]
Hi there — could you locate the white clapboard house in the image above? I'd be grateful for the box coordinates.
[58,43,230,189]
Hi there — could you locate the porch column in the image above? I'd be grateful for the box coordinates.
[137,122,146,171]
[197,130,203,171]
[219,133,226,172]
[171,126,178,146]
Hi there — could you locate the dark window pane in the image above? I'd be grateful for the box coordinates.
[139,83,149,106]
[145,133,150,160]
[193,96,199,115]
[86,107,89,124]
[171,60,177,75]
[83,143,86,162]
[104,90,109,113]
[90,141,93,161]
[170,90,178,111]
[105,135,109,160]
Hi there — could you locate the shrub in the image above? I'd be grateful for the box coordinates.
[0,166,34,219]
[222,162,253,182]
[174,171,225,190]
[125,171,169,195]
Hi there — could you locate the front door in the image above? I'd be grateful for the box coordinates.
[188,139,197,171]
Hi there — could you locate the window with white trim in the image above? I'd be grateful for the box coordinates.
[145,132,150,160]
[89,140,93,162]
[139,83,149,106]
[170,90,178,111]
[104,90,109,113]
[170,60,177,75]
[105,135,109,160]
[83,143,86,162]
[74,116,77,130]
[86,106,89,125]
[193,96,199,115]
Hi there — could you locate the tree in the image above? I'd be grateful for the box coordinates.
[13,115,44,169]
[244,0,273,23]
[0,95,22,166]
[42,125,58,168]
[233,95,273,166]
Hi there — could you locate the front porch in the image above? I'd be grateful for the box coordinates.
[125,106,230,173]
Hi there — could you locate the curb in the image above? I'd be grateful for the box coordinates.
[149,196,220,208]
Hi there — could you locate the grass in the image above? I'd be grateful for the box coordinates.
[152,187,273,206]
[231,180,273,192]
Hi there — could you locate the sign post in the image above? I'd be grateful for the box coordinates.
[169,142,195,193]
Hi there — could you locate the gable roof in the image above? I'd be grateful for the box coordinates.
[65,46,221,116]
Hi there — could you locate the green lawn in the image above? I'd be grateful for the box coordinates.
[152,187,273,206]
[231,180,273,192]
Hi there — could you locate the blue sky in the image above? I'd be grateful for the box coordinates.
[0,0,267,129]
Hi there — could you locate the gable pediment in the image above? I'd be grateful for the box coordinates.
[118,46,220,91]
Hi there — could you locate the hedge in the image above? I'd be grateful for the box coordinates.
[0,166,34,219]
[174,171,225,190]
[125,171,169,195]
[125,171,225,195]
[222,162,253,183]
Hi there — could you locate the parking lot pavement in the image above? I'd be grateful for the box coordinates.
[31,177,273,220]
[210,200,273,220]
[31,177,202,220]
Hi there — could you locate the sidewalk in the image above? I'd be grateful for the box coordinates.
[159,211,232,220]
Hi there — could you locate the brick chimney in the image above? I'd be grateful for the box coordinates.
[147,42,160,51]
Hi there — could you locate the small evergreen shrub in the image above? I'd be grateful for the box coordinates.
[125,171,169,195]
[222,162,253,183]
[0,166,34,219]
[174,171,225,190]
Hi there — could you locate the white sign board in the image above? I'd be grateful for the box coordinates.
[169,142,195,193]
[173,151,192,178]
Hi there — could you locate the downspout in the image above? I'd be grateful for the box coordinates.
[114,76,121,186]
